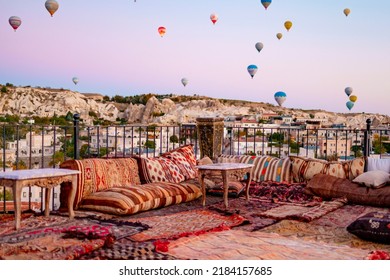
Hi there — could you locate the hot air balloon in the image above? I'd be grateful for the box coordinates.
[345,87,353,96]
[210,13,218,25]
[284,21,292,31]
[346,101,354,111]
[343,8,350,17]
[247,65,258,79]
[274,91,287,106]
[276,33,283,40]
[72,77,79,85]
[158,26,166,37]
[181,78,188,87]
[261,0,272,10]
[9,16,22,32]
[45,0,59,17]
[349,95,358,102]
[255,42,264,53]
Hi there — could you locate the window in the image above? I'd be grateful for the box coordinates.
[23,192,26,198]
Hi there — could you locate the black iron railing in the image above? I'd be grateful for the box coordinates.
[1,117,389,213]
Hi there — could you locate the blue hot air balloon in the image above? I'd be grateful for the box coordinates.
[346,101,354,111]
[274,91,287,106]
[261,0,272,10]
[247,65,258,79]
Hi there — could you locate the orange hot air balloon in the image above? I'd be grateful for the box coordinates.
[284,20,292,31]
[210,13,218,25]
[45,0,59,17]
[158,26,166,37]
[343,8,350,17]
[276,33,283,40]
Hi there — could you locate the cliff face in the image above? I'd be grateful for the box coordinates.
[0,86,389,128]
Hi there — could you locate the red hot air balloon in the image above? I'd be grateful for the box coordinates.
[158,26,166,37]
[210,13,218,25]
[9,16,22,32]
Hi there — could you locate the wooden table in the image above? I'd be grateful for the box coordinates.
[0,168,80,230]
[197,163,254,208]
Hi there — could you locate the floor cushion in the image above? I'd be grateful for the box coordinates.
[305,173,390,207]
[207,181,246,198]
[366,157,390,173]
[347,212,390,244]
[78,181,202,215]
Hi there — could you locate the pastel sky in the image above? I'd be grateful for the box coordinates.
[1,1,390,116]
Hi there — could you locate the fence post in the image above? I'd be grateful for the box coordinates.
[363,118,371,158]
[73,113,80,160]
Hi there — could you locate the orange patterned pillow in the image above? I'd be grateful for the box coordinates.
[162,145,198,180]
[290,156,365,183]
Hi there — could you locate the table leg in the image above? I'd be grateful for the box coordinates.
[12,181,23,230]
[199,172,206,206]
[44,187,51,217]
[68,175,77,219]
[222,170,229,208]
[245,171,252,201]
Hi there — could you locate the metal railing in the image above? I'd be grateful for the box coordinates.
[1,117,389,213]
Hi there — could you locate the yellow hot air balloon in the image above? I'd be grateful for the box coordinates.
[45,0,59,17]
[349,95,357,102]
[343,8,350,17]
[284,21,292,31]
[276,33,283,40]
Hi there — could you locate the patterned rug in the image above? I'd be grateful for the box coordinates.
[80,240,178,260]
[0,214,147,260]
[207,197,279,231]
[257,197,347,222]
[128,209,248,242]
[260,219,390,253]
[164,229,370,260]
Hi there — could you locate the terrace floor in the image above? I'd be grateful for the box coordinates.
[1,191,390,260]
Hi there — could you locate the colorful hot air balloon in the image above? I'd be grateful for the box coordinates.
[181,78,188,87]
[247,65,258,79]
[158,26,166,37]
[346,101,354,111]
[343,8,350,17]
[72,77,79,85]
[261,0,272,10]
[349,95,358,102]
[45,0,59,17]
[276,33,283,40]
[9,16,22,32]
[255,42,264,53]
[210,13,218,25]
[274,91,287,106]
[284,21,292,31]
[345,87,353,96]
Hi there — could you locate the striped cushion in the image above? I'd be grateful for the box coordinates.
[78,182,202,215]
[60,158,141,209]
[217,154,291,183]
[238,155,291,183]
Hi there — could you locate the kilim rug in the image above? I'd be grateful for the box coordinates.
[128,209,248,242]
[0,214,147,260]
[80,240,178,260]
[257,197,347,222]
[207,197,279,231]
[164,229,370,260]
[260,219,390,253]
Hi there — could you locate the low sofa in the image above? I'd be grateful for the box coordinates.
[59,145,213,215]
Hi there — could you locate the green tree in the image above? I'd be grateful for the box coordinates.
[1,86,7,93]
[144,140,156,150]
[170,135,179,144]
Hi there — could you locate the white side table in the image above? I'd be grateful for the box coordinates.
[0,168,80,230]
[197,163,254,208]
